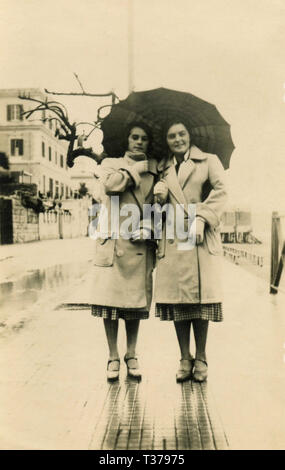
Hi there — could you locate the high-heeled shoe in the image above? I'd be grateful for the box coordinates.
[176,358,194,383]
[124,355,142,380]
[107,359,120,382]
[192,359,208,382]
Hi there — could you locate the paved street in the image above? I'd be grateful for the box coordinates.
[0,238,92,335]
[0,238,285,450]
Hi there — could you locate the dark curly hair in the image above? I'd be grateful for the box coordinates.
[122,121,153,154]
[162,119,194,155]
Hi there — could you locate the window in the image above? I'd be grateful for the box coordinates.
[55,181,59,199]
[49,178,53,197]
[11,139,24,156]
[61,183,64,198]
[60,154,64,168]
[7,104,23,121]
[42,142,45,157]
[49,119,53,130]
[48,146,52,161]
[55,151,58,165]
[43,175,46,193]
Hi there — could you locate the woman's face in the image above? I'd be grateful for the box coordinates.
[128,127,149,153]
[166,123,190,156]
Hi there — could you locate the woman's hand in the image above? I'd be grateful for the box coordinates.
[153,180,168,204]
[130,228,152,243]
[189,217,205,245]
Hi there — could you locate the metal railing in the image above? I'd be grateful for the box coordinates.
[223,245,264,267]
[270,211,285,294]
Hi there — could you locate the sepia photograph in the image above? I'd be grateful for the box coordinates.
[0,0,285,452]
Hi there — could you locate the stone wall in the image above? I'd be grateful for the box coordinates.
[12,196,39,243]
[38,210,60,241]
[3,196,90,244]
[38,199,90,241]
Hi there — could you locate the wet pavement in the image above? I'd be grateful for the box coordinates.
[0,237,92,335]
[0,261,90,315]
[0,238,285,449]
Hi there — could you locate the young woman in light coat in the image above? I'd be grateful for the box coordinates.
[90,122,157,381]
[153,120,228,382]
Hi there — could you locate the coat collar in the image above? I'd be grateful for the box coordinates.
[163,164,188,209]
[157,146,207,207]
[188,145,208,161]
[173,148,191,166]
[178,159,196,189]
[123,153,158,176]
[131,171,156,214]
[157,145,207,172]
[122,154,158,214]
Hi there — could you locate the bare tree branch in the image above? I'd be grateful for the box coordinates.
[19,94,71,129]
[76,122,100,139]
[18,88,113,169]
[67,147,104,167]
[97,104,113,121]
[44,88,119,101]
[46,116,67,129]
[73,72,85,93]
[43,100,70,120]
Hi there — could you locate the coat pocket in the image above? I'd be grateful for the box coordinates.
[205,227,223,256]
[93,237,115,266]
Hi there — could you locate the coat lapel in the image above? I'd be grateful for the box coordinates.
[163,163,188,208]
[178,159,196,189]
[144,158,158,202]
[142,173,155,203]
[130,184,144,214]
[130,159,158,213]
[178,145,208,189]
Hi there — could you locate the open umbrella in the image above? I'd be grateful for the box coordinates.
[101,87,235,169]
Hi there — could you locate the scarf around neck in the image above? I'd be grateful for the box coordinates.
[124,151,147,163]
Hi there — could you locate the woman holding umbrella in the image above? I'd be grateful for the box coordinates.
[153,119,228,382]
[90,121,157,382]
[96,87,233,383]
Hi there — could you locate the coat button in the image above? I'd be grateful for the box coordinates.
[116,249,124,257]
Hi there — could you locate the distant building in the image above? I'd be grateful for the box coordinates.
[70,168,100,201]
[0,88,73,198]
[67,153,100,200]
[220,206,258,243]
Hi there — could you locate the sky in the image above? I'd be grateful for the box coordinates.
[0,0,285,212]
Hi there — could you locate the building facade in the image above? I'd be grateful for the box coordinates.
[0,88,73,198]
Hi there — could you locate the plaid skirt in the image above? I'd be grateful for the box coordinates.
[155,303,223,322]
[91,305,149,321]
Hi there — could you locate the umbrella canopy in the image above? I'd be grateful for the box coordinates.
[101,87,235,169]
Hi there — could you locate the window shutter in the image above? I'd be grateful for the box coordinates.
[19,105,24,121]
[11,140,15,155]
[7,105,12,121]
[18,140,24,155]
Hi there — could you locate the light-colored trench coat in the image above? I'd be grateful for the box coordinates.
[89,153,157,310]
[154,145,228,305]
